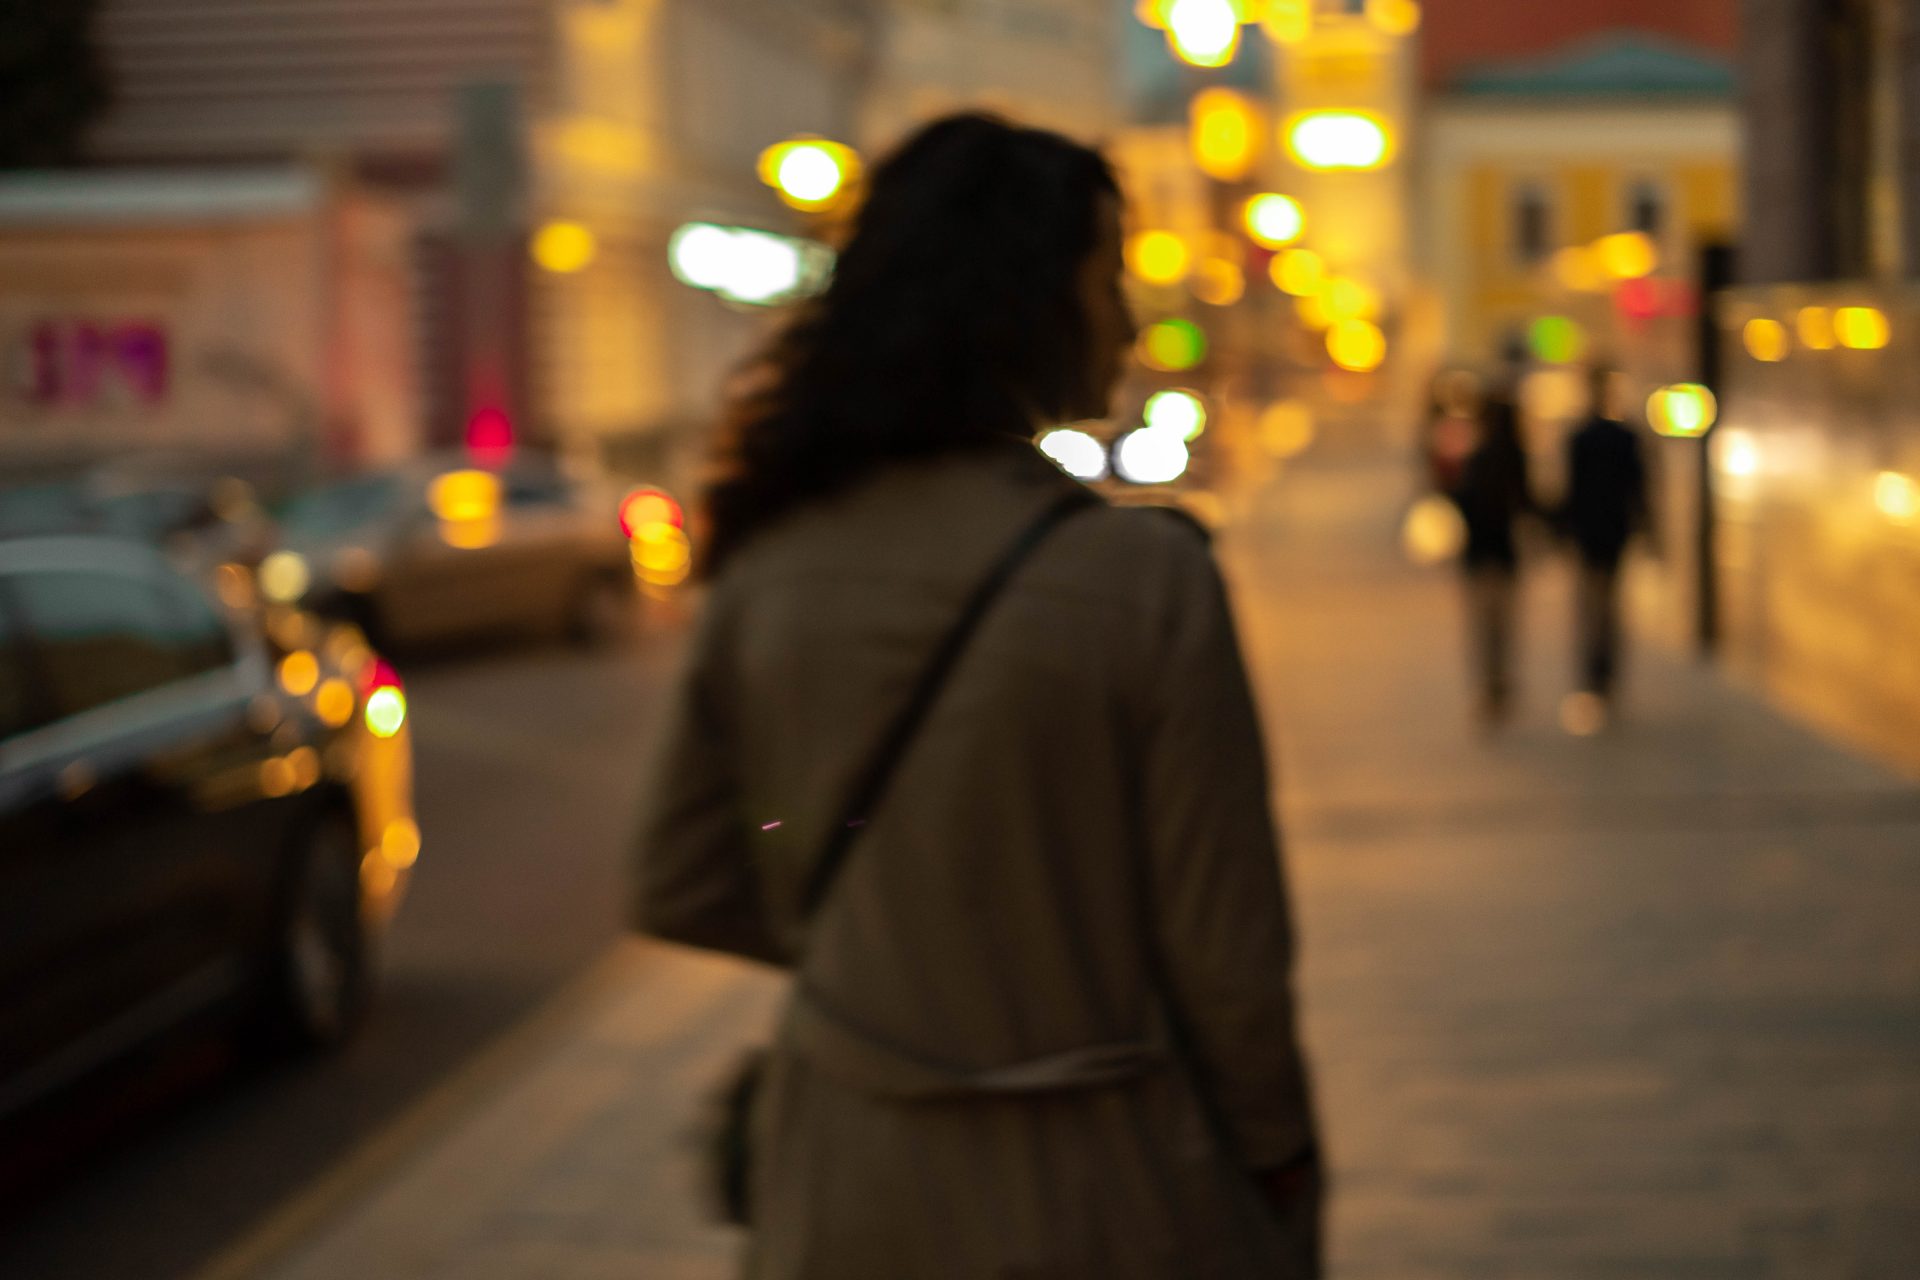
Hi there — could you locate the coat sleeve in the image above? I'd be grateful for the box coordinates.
[1138,535,1317,1171]
[630,588,791,967]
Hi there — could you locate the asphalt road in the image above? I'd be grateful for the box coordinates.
[0,629,685,1280]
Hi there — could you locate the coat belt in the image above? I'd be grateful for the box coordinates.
[785,989,1165,1102]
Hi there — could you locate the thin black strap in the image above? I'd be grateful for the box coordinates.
[800,489,1095,916]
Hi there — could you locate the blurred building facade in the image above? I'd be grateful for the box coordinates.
[0,0,1120,484]
[1711,0,1920,772]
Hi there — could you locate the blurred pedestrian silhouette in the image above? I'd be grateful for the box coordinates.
[1560,367,1654,723]
[1425,370,1537,726]
[632,114,1321,1279]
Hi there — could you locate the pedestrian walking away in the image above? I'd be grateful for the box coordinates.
[630,113,1322,1279]
[1428,371,1537,726]
[1560,365,1655,722]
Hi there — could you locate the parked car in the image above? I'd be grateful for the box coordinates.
[0,465,276,570]
[0,535,416,1156]
[269,453,650,651]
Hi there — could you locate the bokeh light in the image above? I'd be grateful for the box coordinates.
[365,686,408,738]
[314,678,355,729]
[531,220,597,274]
[668,222,822,306]
[427,469,502,524]
[381,818,422,870]
[278,650,320,698]
[1165,0,1240,67]
[1401,494,1465,565]
[757,137,857,211]
[1037,428,1109,481]
[1191,88,1258,180]
[1875,470,1918,523]
[1244,194,1305,248]
[1114,428,1191,484]
[1326,319,1387,372]
[1648,383,1718,437]
[258,551,310,605]
[1324,277,1383,322]
[1597,231,1657,279]
[1743,317,1790,362]
[1835,306,1891,350]
[1271,247,1325,296]
[1138,318,1208,371]
[1127,230,1190,285]
[1366,0,1422,35]
[1285,112,1392,171]
[1192,258,1246,306]
[1262,0,1312,42]
[1528,315,1586,364]
[1795,305,1836,350]
[618,487,683,538]
[1145,389,1208,441]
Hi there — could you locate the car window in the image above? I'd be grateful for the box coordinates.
[278,475,403,537]
[154,571,235,675]
[10,569,203,722]
[504,471,574,509]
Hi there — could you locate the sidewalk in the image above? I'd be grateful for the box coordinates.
[228,454,1920,1280]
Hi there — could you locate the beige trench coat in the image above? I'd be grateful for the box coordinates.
[633,443,1317,1279]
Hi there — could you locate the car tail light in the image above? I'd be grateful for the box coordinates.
[361,658,408,738]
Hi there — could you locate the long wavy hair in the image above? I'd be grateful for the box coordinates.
[700,113,1119,576]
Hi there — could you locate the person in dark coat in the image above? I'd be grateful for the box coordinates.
[632,115,1321,1280]
[1438,377,1536,725]
[1560,367,1654,713]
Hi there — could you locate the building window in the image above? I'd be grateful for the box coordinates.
[1512,183,1552,266]
[1628,181,1665,239]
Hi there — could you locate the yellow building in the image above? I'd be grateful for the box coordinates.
[1420,36,1740,376]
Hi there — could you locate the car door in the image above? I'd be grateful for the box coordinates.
[0,554,279,1124]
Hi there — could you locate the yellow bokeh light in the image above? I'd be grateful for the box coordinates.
[1262,0,1312,42]
[1874,471,1918,523]
[441,517,502,550]
[1259,401,1314,458]
[531,220,596,274]
[1743,317,1790,362]
[1401,494,1465,565]
[1191,88,1259,181]
[1136,0,1173,27]
[1244,194,1305,248]
[1796,306,1836,350]
[1551,246,1606,293]
[257,551,310,605]
[1285,112,1392,171]
[1597,231,1657,280]
[382,817,423,869]
[427,469,501,523]
[1192,258,1246,306]
[1326,319,1387,372]
[1647,383,1718,437]
[1835,306,1891,350]
[1166,0,1240,67]
[1324,277,1382,322]
[1366,0,1421,35]
[757,137,858,211]
[1295,292,1333,329]
[1127,230,1190,285]
[1271,247,1325,296]
[287,746,321,790]
[365,686,407,739]
[277,650,320,698]
[361,850,398,900]
[314,678,355,729]
[260,757,296,798]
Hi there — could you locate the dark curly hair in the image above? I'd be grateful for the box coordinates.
[700,113,1119,575]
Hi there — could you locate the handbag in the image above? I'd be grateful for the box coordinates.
[706,489,1095,1226]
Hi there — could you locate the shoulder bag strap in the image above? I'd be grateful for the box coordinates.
[799,488,1095,918]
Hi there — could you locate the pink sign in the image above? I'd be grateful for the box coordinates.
[23,320,170,406]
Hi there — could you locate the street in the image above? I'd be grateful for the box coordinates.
[0,633,686,1280]
[7,453,1918,1279]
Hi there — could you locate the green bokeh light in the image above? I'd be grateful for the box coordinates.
[1141,318,1208,372]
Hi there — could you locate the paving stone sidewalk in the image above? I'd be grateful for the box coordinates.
[243,456,1920,1280]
